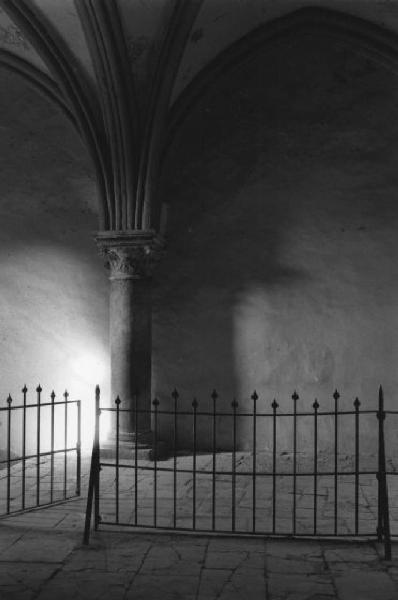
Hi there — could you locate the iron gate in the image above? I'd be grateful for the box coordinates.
[84,386,395,559]
[0,385,81,516]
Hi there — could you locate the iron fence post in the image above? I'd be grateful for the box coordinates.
[76,400,81,496]
[354,397,360,535]
[152,398,159,527]
[36,384,42,506]
[172,388,179,529]
[292,391,299,535]
[83,385,101,544]
[192,397,198,530]
[94,385,101,530]
[134,393,138,525]
[22,385,27,511]
[115,396,121,523]
[313,399,319,535]
[252,391,258,534]
[377,386,392,560]
[333,389,340,535]
[6,394,12,514]
[231,399,238,532]
[63,390,69,500]
[50,390,55,504]
[211,389,218,531]
[271,398,278,534]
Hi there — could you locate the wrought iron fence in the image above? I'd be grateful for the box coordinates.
[0,385,81,516]
[84,385,396,559]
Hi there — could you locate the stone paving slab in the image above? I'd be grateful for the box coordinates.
[1,502,398,600]
[1,452,398,598]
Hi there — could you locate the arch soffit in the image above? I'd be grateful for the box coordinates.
[167,6,398,152]
[0,0,110,229]
[0,49,76,126]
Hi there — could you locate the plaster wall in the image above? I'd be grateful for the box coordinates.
[0,69,108,452]
[155,32,398,455]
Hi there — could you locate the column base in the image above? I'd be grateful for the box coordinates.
[100,433,169,461]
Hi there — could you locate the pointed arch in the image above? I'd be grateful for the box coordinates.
[167,7,398,164]
[0,0,112,229]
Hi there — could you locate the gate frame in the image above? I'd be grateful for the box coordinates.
[0,385,81,517]
[83,385,393,559]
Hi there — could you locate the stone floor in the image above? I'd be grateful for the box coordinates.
[0,452,397,599]
[98,451,398,538]
[1,506,398,600]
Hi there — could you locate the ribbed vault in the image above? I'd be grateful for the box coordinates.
[2,1,398,233]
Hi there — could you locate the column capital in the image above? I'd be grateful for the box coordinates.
[95,230,164,280]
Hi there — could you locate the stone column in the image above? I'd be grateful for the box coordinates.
[96,231,163,446]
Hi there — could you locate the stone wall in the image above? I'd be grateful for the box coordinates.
[0,69,108,450]
[155,31,398,453]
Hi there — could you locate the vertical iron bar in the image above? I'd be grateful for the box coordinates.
[377,386,392,560]
[272,399,278,534]
[115,396,121,524]
[94,385,101,530]
[134,394,138,526]
[354,397,360,535]
[232,399,238,532]
[22,385,27,511]
[50,391,55,504]
[292,391,299,536]
[152,398,159,527]
[6,395,12,514]
[83,385,100,544]
[211,390,217,531]
[333,390,340,536]
[76,400,81,496]
[63,390,69,499]
[192,398,198,530]
[36,385,42,506]
[313,399,319,535]
[377,388,383,542]
[172,389,179,529]
[252,391,258,534]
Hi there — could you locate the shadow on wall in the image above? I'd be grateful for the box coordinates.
[0,68,110,452]
[154,31,398,452]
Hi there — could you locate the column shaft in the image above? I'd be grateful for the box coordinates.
[110,276,152,438]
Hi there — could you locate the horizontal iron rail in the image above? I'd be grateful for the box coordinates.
[0,494,80,519]
[99,463,392,477]
[99,407,382,417]
[97,521,389,538]
[0,446,79,465]
[0,400,80,411]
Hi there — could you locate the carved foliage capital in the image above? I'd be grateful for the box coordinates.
[96,233,164,280]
